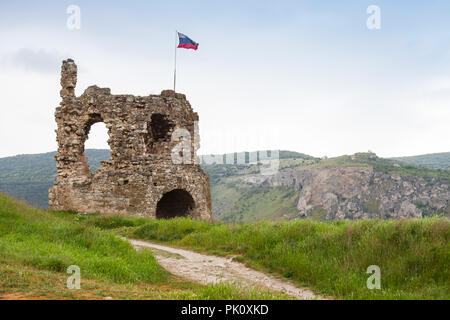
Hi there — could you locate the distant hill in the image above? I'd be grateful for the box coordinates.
[391,152,450,170]
[0,150,109,208]
[203,151,449,222]
[0,149,448,222]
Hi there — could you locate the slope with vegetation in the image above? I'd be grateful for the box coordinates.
[82,214,450,300]
[0,192,448,300]
[0,192,285,300]
[0,150,109,209]
[391,152,450,170]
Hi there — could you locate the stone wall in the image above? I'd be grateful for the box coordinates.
[49,59,212,220]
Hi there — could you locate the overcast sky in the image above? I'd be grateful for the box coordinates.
[0,0,449,158]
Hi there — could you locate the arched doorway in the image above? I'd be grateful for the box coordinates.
[84,121,110,174]
[80,113,111,175]
[156,189,195,219]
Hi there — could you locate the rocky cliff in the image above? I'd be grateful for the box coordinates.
[241,155,449,220]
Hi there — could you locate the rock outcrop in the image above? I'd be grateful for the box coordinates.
[49,59,212,220]
[241,165,449,220]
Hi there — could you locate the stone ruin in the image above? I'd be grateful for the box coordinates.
[49,59,212,220]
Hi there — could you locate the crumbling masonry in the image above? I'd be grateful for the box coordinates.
[49,59,212,220]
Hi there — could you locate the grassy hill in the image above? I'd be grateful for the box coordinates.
[86,214,450,299]
[0,192,284,300]
[391,152,450,170]
[1,192,448,299]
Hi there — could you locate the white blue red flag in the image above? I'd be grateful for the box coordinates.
[177,32,199,50]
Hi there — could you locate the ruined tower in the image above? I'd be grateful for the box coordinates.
[49,59,212,220]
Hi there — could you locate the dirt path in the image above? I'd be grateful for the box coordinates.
[128,239,320,300]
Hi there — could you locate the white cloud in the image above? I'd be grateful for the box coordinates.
[1,48,64,74]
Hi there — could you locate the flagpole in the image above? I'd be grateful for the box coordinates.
[174,30,177,92]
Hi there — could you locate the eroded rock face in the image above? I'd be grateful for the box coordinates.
[241,166,449,220]
[49,59,212,220]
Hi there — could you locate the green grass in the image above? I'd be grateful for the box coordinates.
[0,261,289,300]
[0,193,288,300]
[0,193,165,284]
[92,216,450,300]
[1,190,449,299]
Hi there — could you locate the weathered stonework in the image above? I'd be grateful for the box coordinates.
[49,59,212,220]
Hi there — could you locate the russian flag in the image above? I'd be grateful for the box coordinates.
[177,32,199,50]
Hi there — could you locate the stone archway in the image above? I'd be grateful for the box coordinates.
[156,189,195,219]
[79,113,111,175]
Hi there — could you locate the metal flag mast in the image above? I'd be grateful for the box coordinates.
[174,30,178,92]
